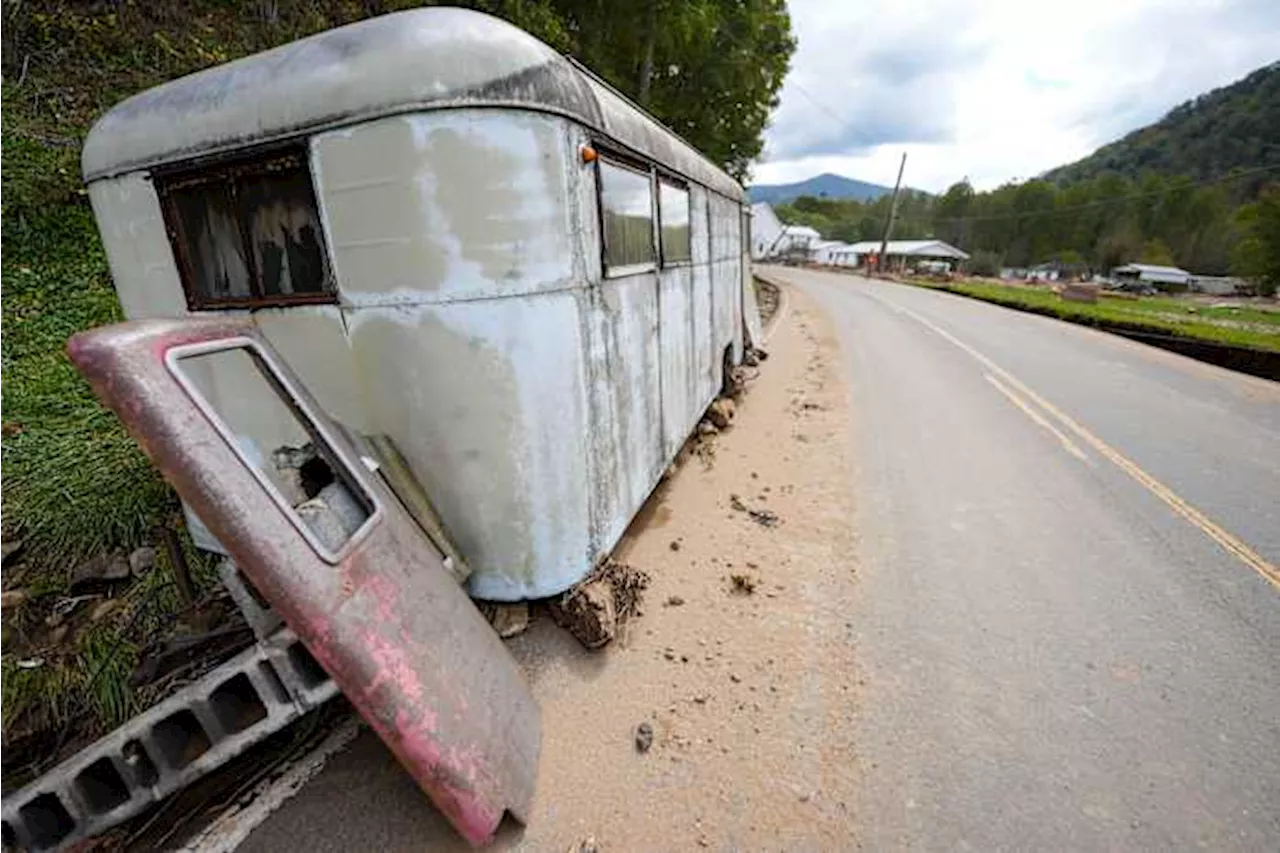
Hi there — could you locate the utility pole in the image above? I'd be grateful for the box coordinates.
[877,152,908,274]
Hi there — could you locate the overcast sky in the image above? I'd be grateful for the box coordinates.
[753,0,1280,192]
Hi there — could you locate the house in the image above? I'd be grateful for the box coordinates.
[748,202,822,262]
[813,240,852,265]
[833,239,969,271]
[1111,263,1192,290]
[750,202,785,260]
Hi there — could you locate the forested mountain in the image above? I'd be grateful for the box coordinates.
[749,173,894,204]
[1045,62,1280,186]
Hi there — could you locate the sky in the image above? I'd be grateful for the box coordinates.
[753,0,1280,193]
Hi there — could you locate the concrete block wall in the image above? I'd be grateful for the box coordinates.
[1,629,338,851]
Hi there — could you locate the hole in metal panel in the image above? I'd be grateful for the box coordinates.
[18,793,75,849]
[122,739,159,787]
[74,757,130,816]
[175,347,373,554]
[152,709,212,770]
[208,673,268,734]
[287,642,330,690]
[257,661,290,704]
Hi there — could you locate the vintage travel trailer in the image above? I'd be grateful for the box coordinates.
[82,7,762,601]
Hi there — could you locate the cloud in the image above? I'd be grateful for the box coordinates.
[755,0,1280,192]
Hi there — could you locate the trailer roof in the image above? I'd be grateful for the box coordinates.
[81,7,744,201]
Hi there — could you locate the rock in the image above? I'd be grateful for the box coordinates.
[635,721,654,753]
[697,420,718,436]
[128,546,158,575]
[487,602,531,639]
[550,580,617,649]
[707,397,736,429]
[729,494,747,512]
[1,589,30,610]
[669,539,681,552]
[729,573,757,595]
[71,551,132,588]
[664,595,685,607]
[569,837,599,853]
[1,539,25,566]
[743,349,760,367]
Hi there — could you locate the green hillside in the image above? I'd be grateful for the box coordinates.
[1046,62,1280,186]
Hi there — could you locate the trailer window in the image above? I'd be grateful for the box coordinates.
[599,158,655,274]
[158,148,334,310]
[659,180,691,265]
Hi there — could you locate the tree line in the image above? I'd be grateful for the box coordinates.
[775,170,1280,293]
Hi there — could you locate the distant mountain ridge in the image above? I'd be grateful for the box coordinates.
[748,172,895,204]
[1045,62,1280,185]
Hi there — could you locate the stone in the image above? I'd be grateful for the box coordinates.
[71,551,131,588]
[635,721,654,753]
[488,602,531,639]
[664,595,685,607]
[707,397,736,429]
[1,589,30,610]
[128,546,158,575]
[669,540,681,551]
[697,420,718,436]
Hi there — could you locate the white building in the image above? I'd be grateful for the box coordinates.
[749,202,785,260]
[748,202,823,261]
[828,239,969,270]
[813,240,853,265]
[1112,263,1192,289]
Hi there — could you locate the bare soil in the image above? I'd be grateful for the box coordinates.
[233,284,866,851]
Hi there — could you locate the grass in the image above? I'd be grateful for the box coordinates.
[2,202,176,576]
[903,278,1280,353]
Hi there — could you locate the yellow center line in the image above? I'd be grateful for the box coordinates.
[892,298,1280,592]
[983,373,1090,462]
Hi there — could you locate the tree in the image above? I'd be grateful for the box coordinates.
[1139,238,1176,265]
[555,0,796,180]
[1231,185,1280,296]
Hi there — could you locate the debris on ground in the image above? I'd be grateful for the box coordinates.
[669,539,681,551]
[697,420,718,436]
[480,602,532,639]
[550,560,650,649]
[729,493,780,528]
[729,573,758,595]
[707,398,736,429]
[664,595,685,607]
[1,589,30,609]
[568,837,600,853]
[635,721,654,753]
[748,508,780,527]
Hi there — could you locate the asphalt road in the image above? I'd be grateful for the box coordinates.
[767,267,1280,851]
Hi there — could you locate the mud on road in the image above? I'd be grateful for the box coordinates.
[233,285,865,852]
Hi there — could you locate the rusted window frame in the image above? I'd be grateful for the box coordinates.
[155,143,337,311]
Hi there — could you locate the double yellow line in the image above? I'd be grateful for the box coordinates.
[893,301,1280,592]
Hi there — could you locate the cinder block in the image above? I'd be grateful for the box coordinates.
[0,627,338,851]
[218,558,283,640]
